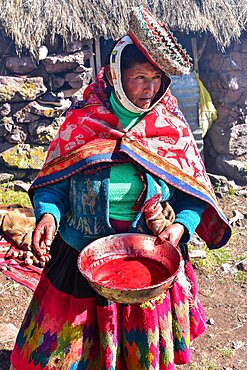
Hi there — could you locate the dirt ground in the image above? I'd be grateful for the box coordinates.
[0,189,246,370]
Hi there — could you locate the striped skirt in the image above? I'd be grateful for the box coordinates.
[10,234,206,369]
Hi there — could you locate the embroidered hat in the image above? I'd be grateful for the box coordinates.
[128,6,193,76]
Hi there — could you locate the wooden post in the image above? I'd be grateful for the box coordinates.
[95,37,101,74]
[191,35,208,74]
[197,34,208,62]
[88,39,95,80]
[191,37,199,74]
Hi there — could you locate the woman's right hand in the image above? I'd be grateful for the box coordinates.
[32,213,56,256]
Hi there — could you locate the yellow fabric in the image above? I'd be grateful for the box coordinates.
[195,73,217,137]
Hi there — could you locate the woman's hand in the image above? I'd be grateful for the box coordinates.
[32,213,56,256]
[155,223,185,247]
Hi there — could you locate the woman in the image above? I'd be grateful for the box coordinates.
[10,7,231,370]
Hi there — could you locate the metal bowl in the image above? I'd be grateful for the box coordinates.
[78,233,182,304]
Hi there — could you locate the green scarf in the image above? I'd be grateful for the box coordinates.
[109,91,145,129]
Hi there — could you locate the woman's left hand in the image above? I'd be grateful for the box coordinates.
[155,223,185,247]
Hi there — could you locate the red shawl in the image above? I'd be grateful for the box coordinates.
[31,69,231,249]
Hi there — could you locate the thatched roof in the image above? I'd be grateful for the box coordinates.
[0,0,246,56]
[149,0,247,47]
[0,0,138,56]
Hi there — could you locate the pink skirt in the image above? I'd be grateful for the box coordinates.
[11,234,206,369]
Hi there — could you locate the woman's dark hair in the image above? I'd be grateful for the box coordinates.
[121,44,150,71]
[104,43,149,71]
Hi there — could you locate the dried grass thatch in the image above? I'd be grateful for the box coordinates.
[0,0,246,56]
[0,0,138,56]
[149,0,247,48]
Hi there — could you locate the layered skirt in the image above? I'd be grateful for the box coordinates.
[11,234,206,369]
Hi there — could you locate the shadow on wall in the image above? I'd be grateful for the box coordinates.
[0,349,11,370]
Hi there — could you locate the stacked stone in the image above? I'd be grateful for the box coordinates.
[0,41,93,181]
[0,34,246,185]
[200,36,247,184]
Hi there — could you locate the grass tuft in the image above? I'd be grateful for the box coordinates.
[234,271,247,286]
[0,186,32,207]
[190,245,231,273]
[218,346,233,359]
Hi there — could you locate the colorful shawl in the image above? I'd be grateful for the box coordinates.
[30,69,231,249]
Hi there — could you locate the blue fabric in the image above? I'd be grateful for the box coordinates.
[173,189,205,243]
[33,179,70,227]
[33,168,205,251]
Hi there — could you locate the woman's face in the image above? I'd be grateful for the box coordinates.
[122,62,162,109]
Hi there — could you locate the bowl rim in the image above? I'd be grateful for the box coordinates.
[77,233,182,292]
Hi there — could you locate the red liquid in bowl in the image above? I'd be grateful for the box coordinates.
[92,256,170,289]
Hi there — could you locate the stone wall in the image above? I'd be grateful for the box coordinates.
[0,34,247,185]
[0,40,93,182]
[199,35,247,184]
